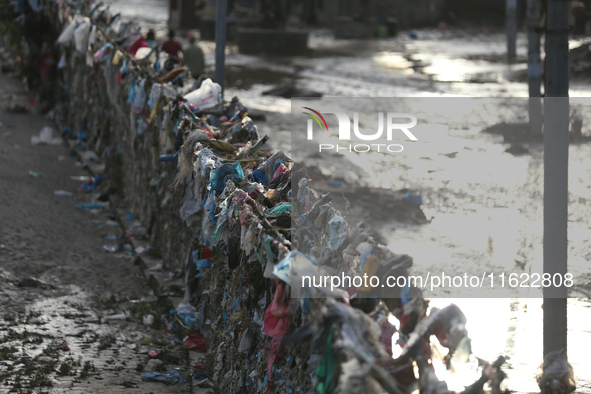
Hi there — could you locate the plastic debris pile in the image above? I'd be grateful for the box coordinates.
[3,1,577,393]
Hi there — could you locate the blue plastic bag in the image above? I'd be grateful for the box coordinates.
[209,162,244,192]
[141,370,186,385]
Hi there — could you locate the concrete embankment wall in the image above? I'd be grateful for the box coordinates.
[11,2,420,392]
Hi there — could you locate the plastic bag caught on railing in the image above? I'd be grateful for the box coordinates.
[183,78,222,110]
[93,43,112,61]
[537,350,576,394]
[57,18,76,45]
[74,17,91,53]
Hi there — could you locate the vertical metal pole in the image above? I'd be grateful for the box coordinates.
[507,0,518,60]
[527,0,542,134]
[543,0,569,356]
[215,0,227,97]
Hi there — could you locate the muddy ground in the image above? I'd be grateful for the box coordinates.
[0,74,192,393]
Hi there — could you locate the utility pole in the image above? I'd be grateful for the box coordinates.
[215,0,228,97]
[527,0,542,134]
[543,0,569,357]
[507,0,518,60]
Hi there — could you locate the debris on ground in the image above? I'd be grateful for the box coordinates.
[141,370,186,385]
[76,203,107,211]
[537,350,577,394]
[17,278,55,290]
[143,358,164,372]
[31,126,63,146]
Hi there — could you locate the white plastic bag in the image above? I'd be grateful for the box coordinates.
[148,83,162,111]
[57,52,66,69]
[131,79,146,114]
[57,19,76,45]
[183,78,222,110]
[135,47,156,64]
[88,25,97,47]
[31,126,62,146]
[74,18,91,53]
[107,15,122,36]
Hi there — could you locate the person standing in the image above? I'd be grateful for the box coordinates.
[128,29,158,57]
[161,29,183,59]
[146,29,156,46]
[183,34,205,77]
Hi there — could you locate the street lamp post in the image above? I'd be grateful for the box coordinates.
[543,0,569,357]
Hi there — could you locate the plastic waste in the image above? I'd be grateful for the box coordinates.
[58,52,67,69]
[81,150,99,162]
[183,332,208,352]
[106,15,122,36]
[159,152,179,172]
[104,311,130,320]
[57,19,76,45]
[143,359,163,372]
[28,171,41,178]
[17,10,520,392]
[102,243,125,253]
[74,18,91,53]
[419,364,449,394]
[93,43,112,61]
[461,356,506,394]
[183,78,221,110]
[537,350,576,394]
[141,370,186,385]
[126,221,147,237]
[316,326,337,394]
[192,363,211,380]
[31,126,63,145]
[70,175,90,181]
[76,203,107,211]
[54,190,73,196]
[177,303,197,314]
[238,328,252,353]
[209,162,244,191]
[335,358,377,394]
[62,126,72,138]
[269,281,290,318]
[135,47,156,63]
[267,204,292,216]
[78,175,104,192]
[88,25,96,46]
[327,212,346,250]
[131,79,146,114]
[143,314,155,326]
[263,303,290,337]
